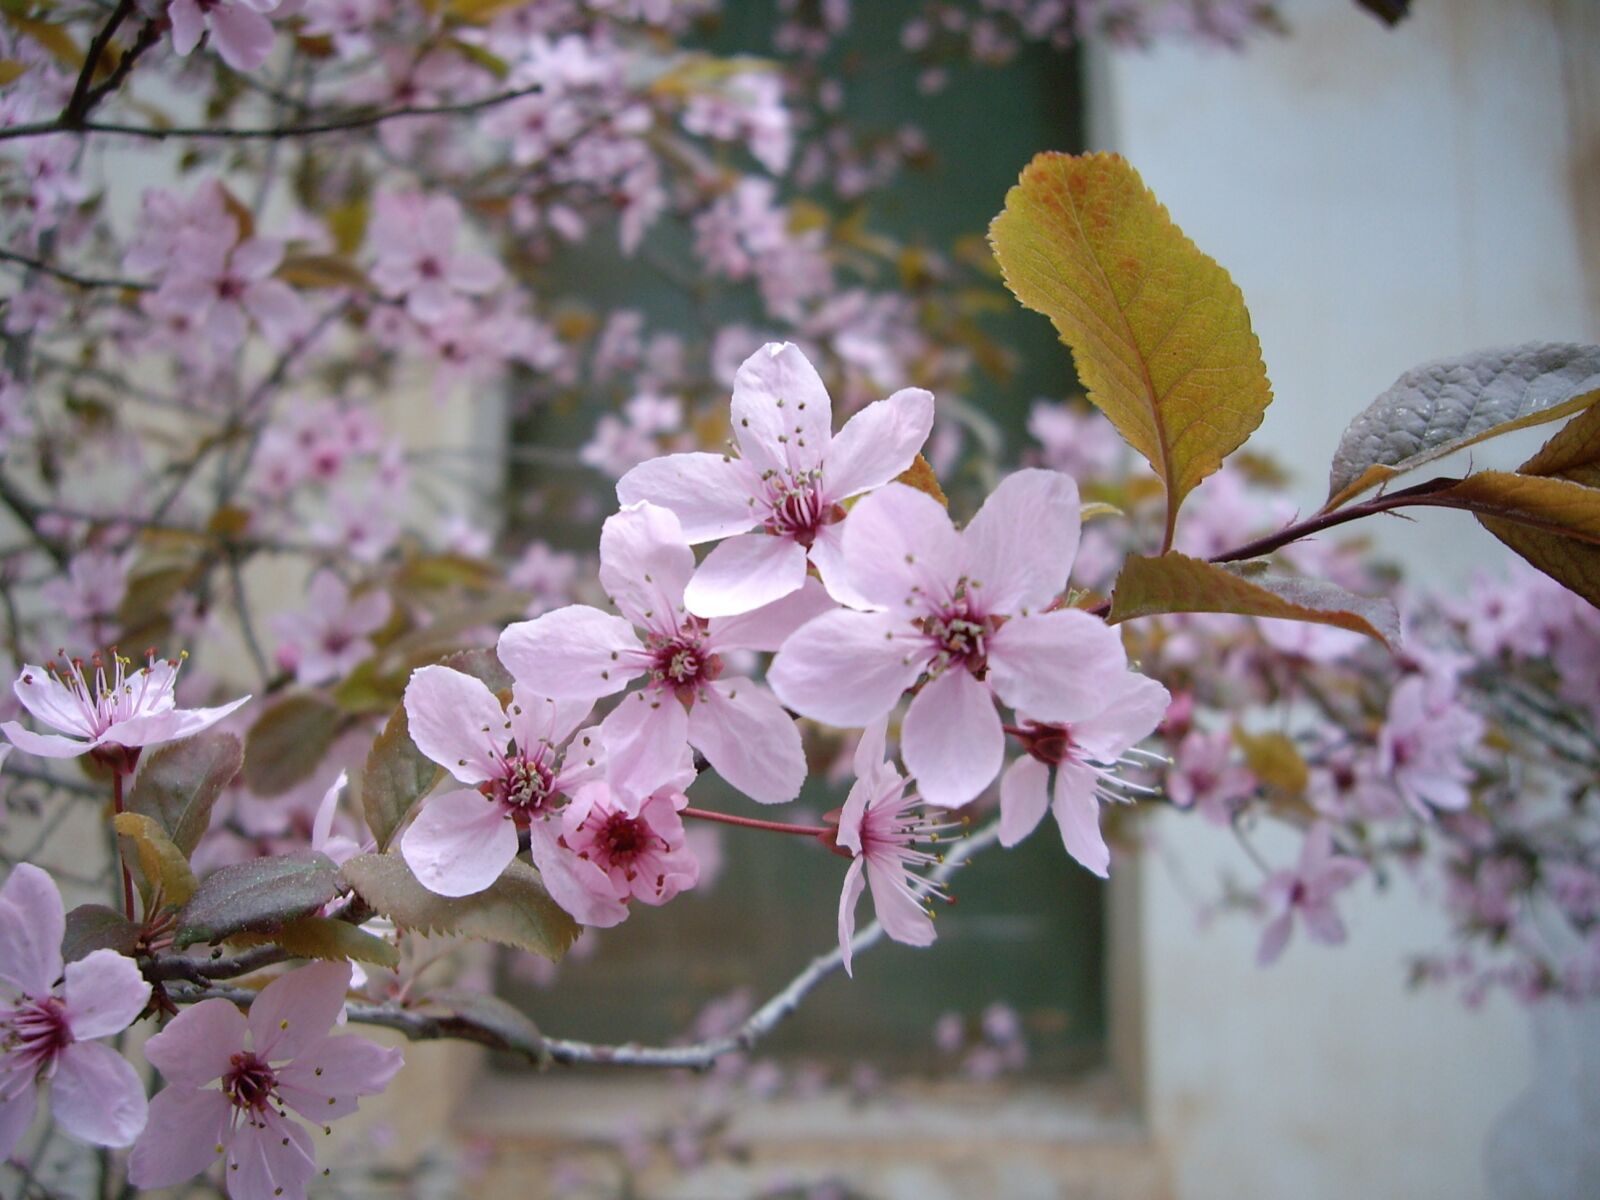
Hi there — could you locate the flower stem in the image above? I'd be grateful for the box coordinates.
[111,771,135,922]
[680,807,830,838]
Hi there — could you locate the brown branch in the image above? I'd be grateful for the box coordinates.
[59,0,136,128]
[0,247,150,292]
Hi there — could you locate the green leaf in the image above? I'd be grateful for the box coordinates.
[114,812,198,908]
[275,253,370,291]
[1325,343,1600,510]
[229,915,399,969]
[1108,552,1400,646]
[340,853,579,962]
[127,732,241,856]
[990,152,1273,546]
[175,852,340,949]
[1432,471,1600,606]
[243,695,346,797]
[1232,727,1309,795]
[62,904,138,963]
[362,706,443,853]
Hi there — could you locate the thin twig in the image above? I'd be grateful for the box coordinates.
[0,84,544,143]
[0,248,150,291]
[164,821,1003,1071]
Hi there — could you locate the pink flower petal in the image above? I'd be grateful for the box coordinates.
[1,721,91,758]
[730,342,833,476]
[838,483,963,610]
[402,665,507,785]
[686,681,805,804]
[708,577,835,653]
[0,863,64,997]
[249,960,351,1063]
[108,694,251,749]
[449,253,503,294]
[1052,762,1109,877]
[230,1109,317,1200]
[143,997,245,1085]
[0,1087,36,1164]
[821,387,934,501]
[127,1085,232,1189]
[837,856,867,977]
[50,1041,147,1148]
[865,857,936,950]
[902,668,1004,808]
[498,605,645,701]
[62,949,149,1040]
[12,668,94,738]
[598,503,694,634]
[230,238,283,280]
[807,522,880,610]
[985,610,1128,724]
[1257,912,1294,966]
[1068,673,1171,761]
[768,609,928,727]
[1301,904,1348,946]
[684,533,808,619]
[208,2,276,71]
[998,756,1050,848]
[961,468,1079,615]
[851,716,891,785]
[599,691,691,808]
[616,453,756,542]
[310,771,348,857]
[275,1033,402,1120]
[400,788,518,898]
[506,685,591,762]
[166,0,206,55]
[528,822,629,928]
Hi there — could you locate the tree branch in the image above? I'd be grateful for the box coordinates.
[0,248,150,292]
[162,821,1003,1070]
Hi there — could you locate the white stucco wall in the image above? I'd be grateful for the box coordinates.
[1091,1,1598,1197]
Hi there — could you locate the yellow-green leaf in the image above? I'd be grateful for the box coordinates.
[1108,552,1399,646]
[276,253,370,291]
[893,454,947,507]
[1434,471,1600,605]
[1232,727,1309,795]
[1517,403,1600,488]
[230,915,399,969]
[5,16,79,68]
[114,812,198,908]
[0,59,29,87]
[990,152,1273,546]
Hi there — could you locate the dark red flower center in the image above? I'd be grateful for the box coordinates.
[223,1051,278,1113]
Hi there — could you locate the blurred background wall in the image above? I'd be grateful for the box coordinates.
[1095,1,1598,1196]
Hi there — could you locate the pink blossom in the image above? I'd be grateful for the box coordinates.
[498,502,832,806]
[833,718,951,975]
[1376,676,1484,816]
[367,193,503,324]
[557,782,699,908]
[618,342,933,617]
[997,672,1170,876]
[681,71,793,174]
[769,470,1130,807]
[509,542,581,616]
[1026,400,1125,480]
[123,182,237,277]
[38,548,129,649]
[167,0,280,72]
[128,961,402,1198]
[2,652,249,761]
[271,572,391,686]
[399,665,618,917]
[1165,730,1256,825]
[0,864,150,1159]
[1256,824,1366,965]
[148,236,307,353]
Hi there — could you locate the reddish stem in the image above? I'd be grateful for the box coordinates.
[680,807,831,838]
[111,771,136,922]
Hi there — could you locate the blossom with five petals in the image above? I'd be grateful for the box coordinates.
[616,341,933,617]
[498,502,832,807]
[0,864,151,1160]
[558,782,700,910]
[1,653,249,761]
[998,671,1170,876]
[1256,823,1366,966]
[768,470,1128,807]
[399,664,631,926]
[128,961,402,1200]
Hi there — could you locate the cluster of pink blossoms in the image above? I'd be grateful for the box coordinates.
[393,342,1168,963]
